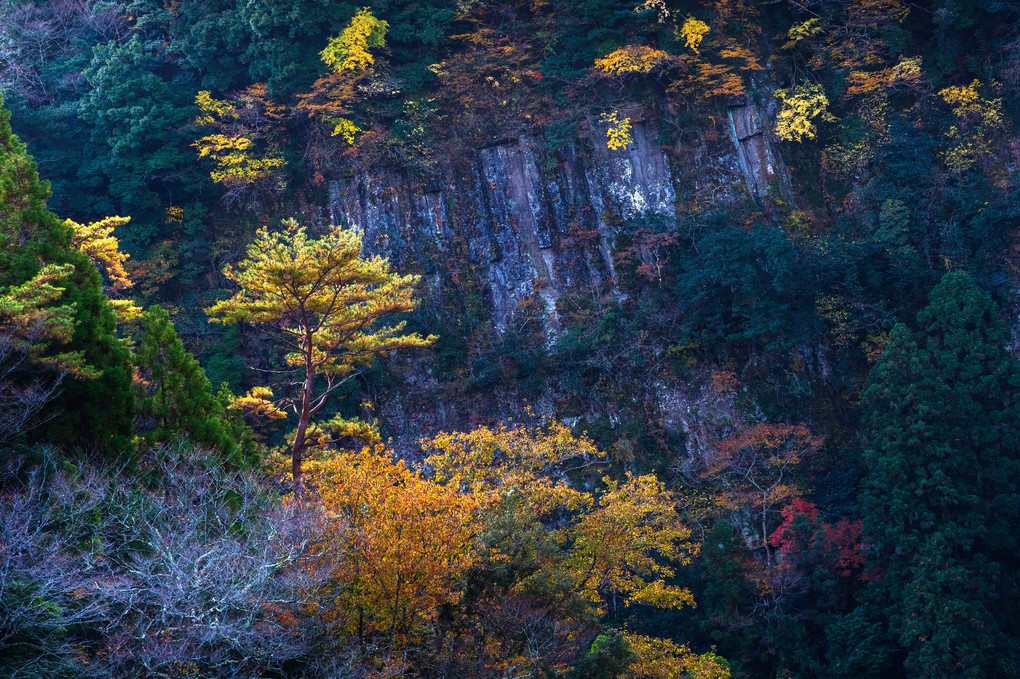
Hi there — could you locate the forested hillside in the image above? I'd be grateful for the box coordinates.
[1,1,1019,677]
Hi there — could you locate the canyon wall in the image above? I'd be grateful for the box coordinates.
[325,94,788,454]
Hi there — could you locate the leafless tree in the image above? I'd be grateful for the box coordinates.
[0,445,338,678]
[0,0,129,106]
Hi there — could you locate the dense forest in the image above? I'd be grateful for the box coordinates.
[1,0,1019,677]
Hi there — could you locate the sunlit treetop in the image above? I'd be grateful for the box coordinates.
[425,419,602,514]
[320,8,389,73]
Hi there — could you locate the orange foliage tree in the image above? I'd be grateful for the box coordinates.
[303,421,721,675]
[311,445,478,651]
[706,423,823,569]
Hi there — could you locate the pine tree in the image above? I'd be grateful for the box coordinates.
[846,271,1020,678]
[135,306,255,465]
[206,219,434,491]
[0,95,134,452]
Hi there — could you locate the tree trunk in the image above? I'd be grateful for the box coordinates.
[291,354,314,494]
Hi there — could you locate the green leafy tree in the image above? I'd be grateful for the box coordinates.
[135,305,255,465]
[840,271,1020,678]
[0,95,134,452]
[206,219,434,490]
[565,631,636,679]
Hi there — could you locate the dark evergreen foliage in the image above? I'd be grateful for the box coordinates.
[135,305,256,465]
[0,94,134,453]
[842,272,1020,679]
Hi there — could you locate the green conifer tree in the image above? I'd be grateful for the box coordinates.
[840,271,1020,678]
[135,306,256,465]
[0,95,134,452]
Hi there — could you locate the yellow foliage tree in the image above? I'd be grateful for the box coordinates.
[428,419,601,513]
[67,216,140,322]
[297,8,389,147]
[425,422,695,616]
[680,17,710,54]
[67,216,132,292]
[320,7,389,73]
[594,45,676,75]
[194,133,286,185]
[938,80,1005,172]
[624,633,730,678]
[602,110,634,151]
[774,83,836,142]
[192,85,288,201]
[781,18,823,49]
[232,385,288,421]
[206,220,435,491]
[567,473,695,614]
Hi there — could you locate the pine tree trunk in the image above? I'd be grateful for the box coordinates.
[291,348,315,494]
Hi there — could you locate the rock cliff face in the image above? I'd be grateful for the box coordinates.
[329,99,785,330]
[327,99,787,452]
[728,95,789,202]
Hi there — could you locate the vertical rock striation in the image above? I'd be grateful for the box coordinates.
[329,113,783,331]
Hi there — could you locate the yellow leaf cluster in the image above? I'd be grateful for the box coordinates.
[774,82,836,142]
[782,18,823,49]
[320,7,389,73]
[594,45,675,76]
[193,87,288,188]
[107,298,142,324]
[939,79,1003,127]
[601,110,633,151]
[233,386,287,421]
[329,116,362,143]
[637,0,673,25]
[938,80,1005,172]
[427,419,601,513]
[624,633,730,679]
[195,90,237,126]
[193,133,286,186]
[718,45,763,72]
[165,205,184,224]
[67,216,133,292]
[680,17,710,54]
